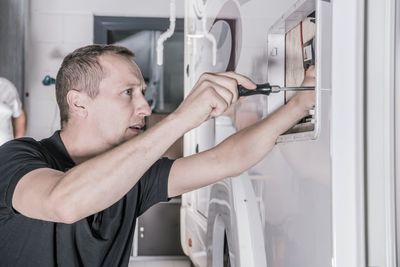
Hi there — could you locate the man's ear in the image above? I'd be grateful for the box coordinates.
[66,89,89,119]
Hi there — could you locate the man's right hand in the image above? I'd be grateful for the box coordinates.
[173,72,256,131]
[290,65,316,113]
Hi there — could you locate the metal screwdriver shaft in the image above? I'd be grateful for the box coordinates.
[238,83,316,97]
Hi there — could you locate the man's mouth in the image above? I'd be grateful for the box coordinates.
[128,124,145,134]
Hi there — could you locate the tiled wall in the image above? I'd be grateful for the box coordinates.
[25,0,184,139]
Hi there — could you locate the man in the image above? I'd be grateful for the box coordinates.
[0,77,26,145]
[0,45,314,266]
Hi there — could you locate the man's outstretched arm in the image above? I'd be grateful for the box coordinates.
[168,67,315,197]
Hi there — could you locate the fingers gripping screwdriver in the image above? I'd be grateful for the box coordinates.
[238,83,315,97]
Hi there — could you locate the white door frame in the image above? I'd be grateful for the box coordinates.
[331,0,366,266]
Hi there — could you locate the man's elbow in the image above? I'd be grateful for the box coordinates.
[167,179,185,198]
[50,197,82,224]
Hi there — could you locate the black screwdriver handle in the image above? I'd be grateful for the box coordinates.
[238,83,273,97]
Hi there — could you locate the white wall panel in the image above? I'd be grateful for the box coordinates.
[240,0,295,20]
[30,13,64,43]
[63,14,93,44]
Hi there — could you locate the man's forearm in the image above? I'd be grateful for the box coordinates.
[214,99,308,177]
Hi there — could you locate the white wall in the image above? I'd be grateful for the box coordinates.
[237,0,295,82]
[25,0,184,139]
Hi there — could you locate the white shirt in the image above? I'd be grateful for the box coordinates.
[0,78,22,145]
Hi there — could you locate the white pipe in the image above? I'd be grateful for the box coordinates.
[202,15,217,66]
[193,0,205,18]
[157,0,176,65]
[187,10,217,66]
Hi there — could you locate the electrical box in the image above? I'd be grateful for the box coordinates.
[267,0,332,142]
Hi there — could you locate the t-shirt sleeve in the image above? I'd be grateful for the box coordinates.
[136,158,175,216]
[0,139,50,215]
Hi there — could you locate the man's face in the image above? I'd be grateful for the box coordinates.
[87,54,151,147]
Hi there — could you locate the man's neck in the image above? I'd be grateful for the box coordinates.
[59,123,111,165]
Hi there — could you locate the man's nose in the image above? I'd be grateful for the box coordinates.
[135,95,152,117]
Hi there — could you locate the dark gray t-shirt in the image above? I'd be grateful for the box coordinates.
[0,131,174,267]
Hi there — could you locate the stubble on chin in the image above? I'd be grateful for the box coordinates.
[121,131,139,144]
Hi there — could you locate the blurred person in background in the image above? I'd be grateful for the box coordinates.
[0,77,26,146]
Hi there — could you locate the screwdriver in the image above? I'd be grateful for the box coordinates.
[238,83,315,97]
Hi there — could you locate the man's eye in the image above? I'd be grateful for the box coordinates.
[125,89,133,95]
